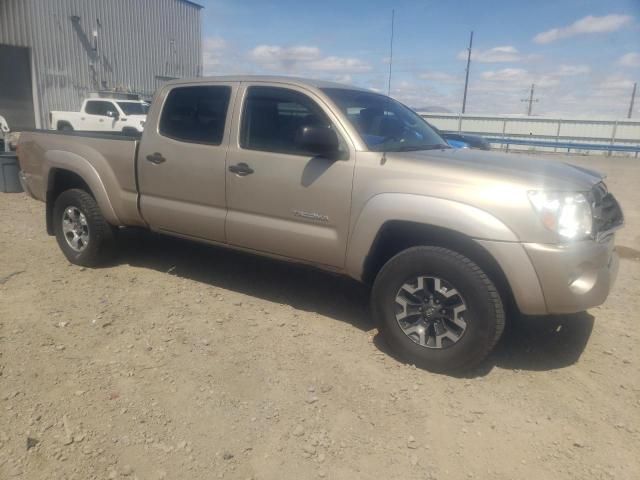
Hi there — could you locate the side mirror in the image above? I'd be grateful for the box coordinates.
[105,110,119,120]
[295,126,339,157]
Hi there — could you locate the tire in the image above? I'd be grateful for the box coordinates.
[53,189,115,267]
[371,246,505,373]
[58,123,73,132]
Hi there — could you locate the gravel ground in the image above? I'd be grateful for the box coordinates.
[1,153,639,480]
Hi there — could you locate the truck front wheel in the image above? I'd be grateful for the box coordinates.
[53,189,115,267]
[371,246,505,373]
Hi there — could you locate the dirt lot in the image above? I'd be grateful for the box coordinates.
[1,153,639,480]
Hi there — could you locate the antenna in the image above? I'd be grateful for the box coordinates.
[381,9,395,164]
[461,31,473,114]
[387,9,395,96]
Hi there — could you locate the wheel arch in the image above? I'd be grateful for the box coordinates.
[346,194,522,311]
[45,154,120,235]
[56,120,73,131]
[361,220,517,311]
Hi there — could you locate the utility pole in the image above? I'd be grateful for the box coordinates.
[387,9,395,96]
[521,83,539,116]
[628,82,637,119]
[461,31,473,114]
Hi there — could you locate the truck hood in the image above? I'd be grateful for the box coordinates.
[387,147,603,191]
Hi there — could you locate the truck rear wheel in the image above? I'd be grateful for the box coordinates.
[371,246,505,373]
[53,189,115,267]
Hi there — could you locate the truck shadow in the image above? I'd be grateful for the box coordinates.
[373,311,595,377]
[114,229,372,332]
[489,311,595,373]
[114,229,594,376]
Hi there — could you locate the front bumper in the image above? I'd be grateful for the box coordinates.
[524,236,619,314]
[477,234,619,315]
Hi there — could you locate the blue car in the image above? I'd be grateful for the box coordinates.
[439,131,492,150]
[425,122,492,150]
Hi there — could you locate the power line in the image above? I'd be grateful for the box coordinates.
[521,83,539,116]
[461,30,473,114]
[628,82,637,119]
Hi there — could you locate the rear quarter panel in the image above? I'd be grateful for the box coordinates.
[18,131,144,227]
[50,111,83,130]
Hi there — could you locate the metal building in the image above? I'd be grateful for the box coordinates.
[0,0,202,129]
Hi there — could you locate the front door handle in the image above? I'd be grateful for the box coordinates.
[228,162,254,176]
[146,152,166,164]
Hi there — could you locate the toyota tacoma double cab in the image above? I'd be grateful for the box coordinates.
[17,76,624,372]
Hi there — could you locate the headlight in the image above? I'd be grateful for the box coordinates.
[528,191,592,240]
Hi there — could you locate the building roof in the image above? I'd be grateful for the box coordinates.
[178,0,203,9]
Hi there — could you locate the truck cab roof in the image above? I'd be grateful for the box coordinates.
[164,75,371,92]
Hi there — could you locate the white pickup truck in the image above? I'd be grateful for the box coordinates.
[50,98,149,135]
[1,114,9,151]
[0,114,9,134]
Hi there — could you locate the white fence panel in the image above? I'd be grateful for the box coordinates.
[421,113,640,156]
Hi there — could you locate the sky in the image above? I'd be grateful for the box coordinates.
[197,0,640,118]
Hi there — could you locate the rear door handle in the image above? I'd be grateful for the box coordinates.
[228,162,254,176]
[146,152,166,164]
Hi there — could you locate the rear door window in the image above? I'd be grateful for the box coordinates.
[85,101,113,116]
[159,85,231,145]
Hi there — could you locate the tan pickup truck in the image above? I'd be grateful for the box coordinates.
[17,76,624,372]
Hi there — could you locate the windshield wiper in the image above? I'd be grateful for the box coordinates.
[395,144,451,152]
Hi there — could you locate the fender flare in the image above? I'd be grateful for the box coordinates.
[345,193,519,279]
[44,150,121,226]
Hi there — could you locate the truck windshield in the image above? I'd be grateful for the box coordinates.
[322,88,448,152]
[117,102,149,115]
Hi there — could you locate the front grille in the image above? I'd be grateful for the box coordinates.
[590,182,623,236]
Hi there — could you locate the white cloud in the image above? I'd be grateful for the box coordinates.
[475,68,562,97]
[419,71,460,83]
[457,66,635,117]
[598,74,635,90]
[481,68,529,81]
[202,37,227,74]
[333,74,353,84]
[554,64,591,76]
[202,37,227,71]
[249,44,370,73]
[197,36,627,118]
[617,52,640,67]
[533,14,633,44]
[307,56,371,73]
[478,65,588,88]
[457,45,522,63]
[250,45,320,66]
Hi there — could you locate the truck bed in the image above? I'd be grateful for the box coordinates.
[28,129,142,140]
[18,129,145,227]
